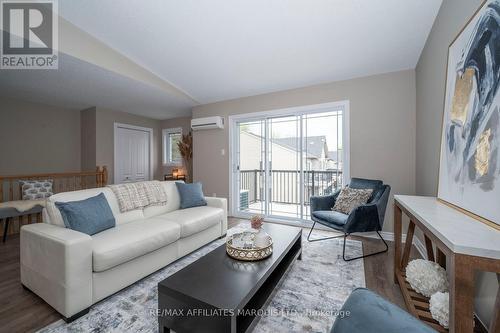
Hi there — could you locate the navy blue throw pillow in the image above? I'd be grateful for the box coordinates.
[55,193,116,235]
[176,182,207,209]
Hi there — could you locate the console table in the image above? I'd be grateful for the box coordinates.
[393,195,500,333]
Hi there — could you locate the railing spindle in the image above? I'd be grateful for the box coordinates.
[9,180,13,201]
[239,169,342,208]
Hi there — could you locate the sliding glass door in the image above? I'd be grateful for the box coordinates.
[302,111,344,219]
[236,120,266,215]
[268,115,300,219]
[232,102,348,223]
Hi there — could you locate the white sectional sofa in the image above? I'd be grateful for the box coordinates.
[20,181,227,321]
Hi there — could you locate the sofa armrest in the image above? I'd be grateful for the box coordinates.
[20,223,93,318]
[205,197,228,236]
[310,189,341,212]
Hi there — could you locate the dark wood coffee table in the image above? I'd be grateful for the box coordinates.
[158,223,302,333]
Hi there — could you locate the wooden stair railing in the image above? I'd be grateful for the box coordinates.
[0,166,108,237]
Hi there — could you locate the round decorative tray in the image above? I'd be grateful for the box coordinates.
[226,231,273,261]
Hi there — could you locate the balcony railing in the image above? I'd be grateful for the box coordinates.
[240,169,342,206]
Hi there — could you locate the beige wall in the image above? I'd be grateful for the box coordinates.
[159,116,192,178]
[192,69,416,232]
[415,0,498,327]
[415,0,483,196]
[95,108,162,184]
[0,97,81,175]
[80,107,97,171]
[0,97,185,184]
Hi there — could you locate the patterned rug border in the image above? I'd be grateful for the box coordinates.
[39,226,365,333]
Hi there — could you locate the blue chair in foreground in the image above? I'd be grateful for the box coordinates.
[308,177,390,261]
[331,288,437,333]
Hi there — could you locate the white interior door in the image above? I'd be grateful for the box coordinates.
[114,124,152,184]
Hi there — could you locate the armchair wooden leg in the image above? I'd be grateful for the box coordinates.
[306,221,344,242]
[342,231,388,262]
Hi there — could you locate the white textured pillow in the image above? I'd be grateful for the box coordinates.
[406,259,448,297]
[430,292,449,328]
[332,187,373,214]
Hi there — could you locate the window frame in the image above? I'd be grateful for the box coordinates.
[162,127,183,166]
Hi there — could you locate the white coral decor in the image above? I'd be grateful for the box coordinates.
[430,292,449,328]
[406,259,448,297]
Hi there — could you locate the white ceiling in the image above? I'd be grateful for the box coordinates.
[0,53,194,119]
[59,0,442,103]
[1,0,442,119]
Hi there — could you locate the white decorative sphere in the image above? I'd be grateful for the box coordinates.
[406,259,448,297]
[430,292,449,328]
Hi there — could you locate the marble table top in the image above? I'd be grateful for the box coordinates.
[394,195,500,260]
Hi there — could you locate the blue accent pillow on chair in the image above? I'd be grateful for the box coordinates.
[176,182,207,209]
[55,193,116,235]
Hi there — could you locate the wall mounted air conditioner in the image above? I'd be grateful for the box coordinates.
[191,116,224,130]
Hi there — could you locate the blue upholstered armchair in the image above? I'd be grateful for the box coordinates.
[308,177,391,261]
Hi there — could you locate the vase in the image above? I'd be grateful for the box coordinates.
[254,228,269,248]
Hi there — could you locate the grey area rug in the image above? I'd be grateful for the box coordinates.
[39,227,365,333]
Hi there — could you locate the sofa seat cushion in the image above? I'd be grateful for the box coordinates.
[159,206,223,238]
[92,218,180,272]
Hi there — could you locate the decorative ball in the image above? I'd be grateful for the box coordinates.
[406,259,448,297]
[430,292,449,328]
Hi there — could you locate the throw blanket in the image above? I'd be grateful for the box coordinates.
[108,181,167,213]
[0,199,46,212]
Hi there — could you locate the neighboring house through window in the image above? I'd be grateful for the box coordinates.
[162,128,182,165]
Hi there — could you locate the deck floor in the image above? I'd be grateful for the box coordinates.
[246,201,311,219]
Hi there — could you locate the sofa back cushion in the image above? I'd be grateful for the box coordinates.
[45,187,144,227]
[55,193,116,235]
[45,181,181,226]
[143,181,181,218]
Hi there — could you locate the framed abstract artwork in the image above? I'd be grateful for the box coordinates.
[438,0,500,229]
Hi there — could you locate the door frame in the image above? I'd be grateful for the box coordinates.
[228,100,350,220]
[113,122,154,184]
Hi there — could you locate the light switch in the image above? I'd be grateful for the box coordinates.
[221,148,225,156]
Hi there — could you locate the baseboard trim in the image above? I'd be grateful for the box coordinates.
[356,231,427,259]
[412,237,426,259]
[231,216,428,259]
[474,314,489,333]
